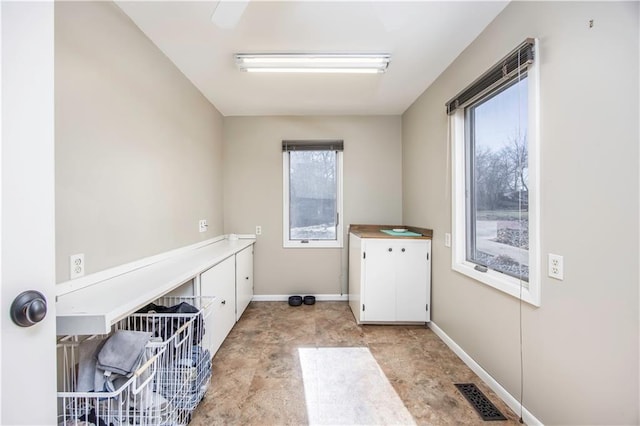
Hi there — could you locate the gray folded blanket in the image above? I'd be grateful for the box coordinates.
[96,330,152,377]
[76,337,105,392]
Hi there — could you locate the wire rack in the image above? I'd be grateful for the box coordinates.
[57,336,166,426]
[117,296,215,420]
[57,296,214,426]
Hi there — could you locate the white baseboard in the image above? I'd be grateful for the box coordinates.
[429,322,543,426]
[252,294,348,302]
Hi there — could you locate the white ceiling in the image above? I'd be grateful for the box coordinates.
[116,1,508,116]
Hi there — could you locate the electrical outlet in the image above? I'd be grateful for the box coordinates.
[199,219,208,233]
[548,253,564,280]
[444,233,451,248]
[255,225,262,235]
[70,253,85,279]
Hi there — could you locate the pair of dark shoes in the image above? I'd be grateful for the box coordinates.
[288,295,315,306]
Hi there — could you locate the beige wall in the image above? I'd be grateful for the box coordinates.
[55,2,224,283]
[402,2,639,424]
[224,116,402,296]
[53,1,639,422]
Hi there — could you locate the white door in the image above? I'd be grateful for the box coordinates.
[395,240,429,322]
[200,257,236,356]
[0,2,57,424]
[347,233,363,321]
[363,240,396,322]
[235,245,253,321]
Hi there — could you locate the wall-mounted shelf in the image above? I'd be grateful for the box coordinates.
[56,237,255,335]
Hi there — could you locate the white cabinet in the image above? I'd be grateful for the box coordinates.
[56,238,256,336]
[198,242,255,356]
[349,233,431,324]
[235,245,254,321]
[200,256,236,356]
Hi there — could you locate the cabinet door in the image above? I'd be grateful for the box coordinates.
[395,240,430,322]
[235,245,254,321]
[363,240,396,321]
[200,256,236,356]
[348,234,363,322]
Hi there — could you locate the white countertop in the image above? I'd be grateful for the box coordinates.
[56,237,255,335]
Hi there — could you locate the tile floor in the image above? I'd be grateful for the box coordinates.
[190,302,521,425]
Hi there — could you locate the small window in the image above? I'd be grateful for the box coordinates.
[283,140,343,248]
[448,39,540,306]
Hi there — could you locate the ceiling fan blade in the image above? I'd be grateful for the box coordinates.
[211,0,250,30]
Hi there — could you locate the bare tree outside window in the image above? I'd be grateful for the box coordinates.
[289,150,337,240]
[466,77,529,282]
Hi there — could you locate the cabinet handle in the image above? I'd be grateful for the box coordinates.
[401,248,406,253]
[221,300,226,305]
[245,276,249,280]
[388,248,393,252]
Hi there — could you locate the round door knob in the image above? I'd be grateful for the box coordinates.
[10,290,47,327]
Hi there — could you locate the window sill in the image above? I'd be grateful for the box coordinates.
[284,240,343,249]
[452,262,540,307]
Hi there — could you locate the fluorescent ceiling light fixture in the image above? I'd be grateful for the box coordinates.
[235,54,391,74]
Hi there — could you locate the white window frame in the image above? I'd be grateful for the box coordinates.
[282,150,344,248]
[451,42,541,306]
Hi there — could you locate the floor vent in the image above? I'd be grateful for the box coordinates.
[454,383,507,421]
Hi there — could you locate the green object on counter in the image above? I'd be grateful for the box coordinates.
[381,229,422,237]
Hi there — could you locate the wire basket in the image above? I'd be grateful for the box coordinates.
[56,296,214,425]
[57,336,166,426]
[119,296,215,415]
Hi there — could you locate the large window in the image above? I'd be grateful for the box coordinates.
[466,78,529,281]
[283,140,343,248]
[448,39,540,306]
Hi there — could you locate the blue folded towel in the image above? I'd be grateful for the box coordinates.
[380,229,422,237]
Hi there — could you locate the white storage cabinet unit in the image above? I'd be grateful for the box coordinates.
[348,225,432,324]
[199,243,254,355]
[56,237,255,339]
[55,236,255,421]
